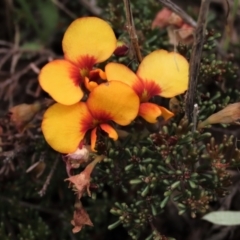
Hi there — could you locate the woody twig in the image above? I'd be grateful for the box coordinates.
[123,0,143,63]
[186,0,210,122]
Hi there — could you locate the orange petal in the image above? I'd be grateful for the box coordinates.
[158,106,174,120]
[84,69,107,92]
[105,63,138,87]
[39,60,83,105]
[41,102,93,153]
[100,123,118,140]
[87,81,140,125]
[137,50,189,98]
[84,77,98,92]
[90,68,106,80]
[62,17,117,66]
[138,102,162,123]
[90,127,97,152]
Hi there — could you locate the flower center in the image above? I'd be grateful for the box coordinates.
[140,89,150,102]
[80,68,90,79]
[139,79,162,102]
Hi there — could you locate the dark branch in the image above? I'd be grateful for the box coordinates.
[186,0,210,122]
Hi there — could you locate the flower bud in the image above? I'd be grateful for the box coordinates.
[113,40,129,56]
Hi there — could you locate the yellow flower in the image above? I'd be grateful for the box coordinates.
[39,17,117,105]
[41,81,139,153]
[105,50,189,123]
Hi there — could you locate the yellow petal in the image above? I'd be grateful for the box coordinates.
[87,81,140,125]
[105,63,138,87]
[41,103,93,153]
[90,127,97,152]
[138,102,162,123]
[62,17,117,66]
[137,50,189,98]
[39,60,83,105]
[100,123,118,140]
[105,63,149,99]
[158,106,174,120]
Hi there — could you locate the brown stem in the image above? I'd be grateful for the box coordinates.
[186,0,210,122]
[123,0,143,63]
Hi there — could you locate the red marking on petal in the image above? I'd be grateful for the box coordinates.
[91,110,113,123]
[133,77,162,102]
[78,55,97,71]
[142,79,162,98]
[89,71,100,81]
[132,78,145,98]
[68,64,82,86]
[89,69,106,82]
[79,113,96,134]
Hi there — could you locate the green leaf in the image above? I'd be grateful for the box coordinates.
[17,0,59,43]
[202,211,240,225]
[16,0,42,38]
[20,42,43,51]
[37,0,59,42]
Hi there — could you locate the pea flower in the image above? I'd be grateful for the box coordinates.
[39,17,117,105]
[42,81,139,153]
[105,50,189,123]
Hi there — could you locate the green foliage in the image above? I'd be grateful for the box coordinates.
[15,0,59,43]
[91,123,240,239]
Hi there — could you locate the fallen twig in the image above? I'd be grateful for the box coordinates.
[38,155,59,197]
[0,195,64,216]
[78,0,102,16]
[51,0,77,19]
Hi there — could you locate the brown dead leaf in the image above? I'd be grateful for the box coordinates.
[65,169,91,199]
[198,103,240,128]
[152,7,194,45]
[152,8,172,29]
[71,201,93,233]
[64,155,104,199]
[8,101,42,132]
